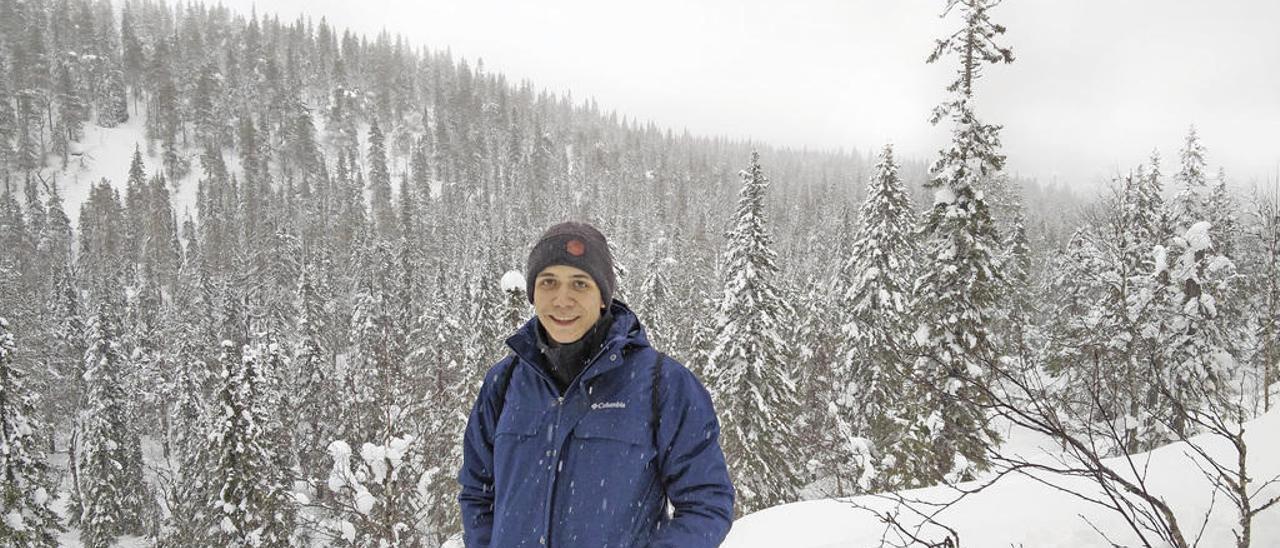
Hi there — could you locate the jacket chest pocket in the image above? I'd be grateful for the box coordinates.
[493,409,543,480]
[569,413,655,472]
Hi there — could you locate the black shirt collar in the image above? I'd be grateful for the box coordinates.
[535,309,614,392]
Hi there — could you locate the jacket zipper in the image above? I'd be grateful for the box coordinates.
[542,342,616,546]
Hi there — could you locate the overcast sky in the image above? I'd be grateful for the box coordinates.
[220,0,1280,192]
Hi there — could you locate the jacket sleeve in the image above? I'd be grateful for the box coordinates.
[648,361,735,548]
[457,359,510,548]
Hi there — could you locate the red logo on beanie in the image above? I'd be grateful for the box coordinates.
[566,239,586,256]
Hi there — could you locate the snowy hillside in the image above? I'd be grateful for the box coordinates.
[726,408,1280,548]
[52,114,207,228]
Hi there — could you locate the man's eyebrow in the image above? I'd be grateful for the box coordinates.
[537,272,591,278]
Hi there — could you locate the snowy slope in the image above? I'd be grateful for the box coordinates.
[725,408,1280,548]
[48,112,213,229]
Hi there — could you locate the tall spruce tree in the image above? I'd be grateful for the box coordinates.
[704,151,800,515]
[832,144,919,491]
[0,317,63,547]
[206,340,297,547]
[1169,127,1210,234]
[368,118,397,240]
[1157,221,1242,437]
[53,61,87,167]
[293,261,339,483]
[97,66,129,128]
[166,352,217,548]
[79,299,151,547]
[0,53,16,171]
[1208,167,1238,260]
[635,243,675,348]
[907,0,1013,484]
[408,269,470,544]
[342,243,410,442]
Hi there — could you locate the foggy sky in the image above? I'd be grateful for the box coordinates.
[219,0,1280,193]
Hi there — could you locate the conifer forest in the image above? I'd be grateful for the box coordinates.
[0,0,1277,546]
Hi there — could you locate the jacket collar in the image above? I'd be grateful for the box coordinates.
[507,299,650,389]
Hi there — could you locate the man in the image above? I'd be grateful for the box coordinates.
[458,221,734,547]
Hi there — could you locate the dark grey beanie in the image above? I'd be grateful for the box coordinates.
[526,221,615,305]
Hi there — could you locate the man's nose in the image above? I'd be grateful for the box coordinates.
[550,285,574,306]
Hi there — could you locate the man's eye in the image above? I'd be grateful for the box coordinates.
[573,280,589,290]
[539,279,555,287]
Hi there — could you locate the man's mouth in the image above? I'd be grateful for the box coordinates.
[549,315,580,326]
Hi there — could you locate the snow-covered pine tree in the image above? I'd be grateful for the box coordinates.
[1147,131,1245,441]
[1238,188,1280,412]
[1042,228,1106,379]
[368,118,398,241]
[192,62,225,150]
[145,172,182,292]
[123,146,151,263]
[79,298,151,548]
[1157,222,1243,437]
[35,182,82,438]
[832,144,919,492]
[325,62,360,156]
[704,151,800,515]
[341,242,411,442]
[0,53,17,170]
[1127,154,1170,271]
[636,240,675,348]
[77,179,129,290]
[401,264,474,543]
[409,137,432,228]
[1169,127,1210,236]
[333,150,370,258]
[1120,158,1185,449]
[53,61,85,168]
[264,338,302,479]
[40,180,73,276]
[96,66,129,128]
[786,278,838,486]
[1208,167,1238,260]
[164,248,221,546]
[42,256,83,429]
[907,0,1013,484]
[11,10,46,174]
[288,107,328,250]
[206,340,298,547]
[1000,211,1034,360]
[0,317,63,547]
[20,176,44,272]
[398,171,417,248]
[294,260,340,484]
[464,254,515,370]
[1043,176,1161,452]
[166,354,218,548]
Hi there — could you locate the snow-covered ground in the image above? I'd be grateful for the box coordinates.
[726,407,1280,548]
[51,112,213,229]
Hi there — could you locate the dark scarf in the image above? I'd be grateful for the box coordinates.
[535,309,615,393]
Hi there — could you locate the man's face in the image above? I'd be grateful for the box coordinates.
[533,264,604,344]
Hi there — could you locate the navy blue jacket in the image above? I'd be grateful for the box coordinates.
[458,301,734,547]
